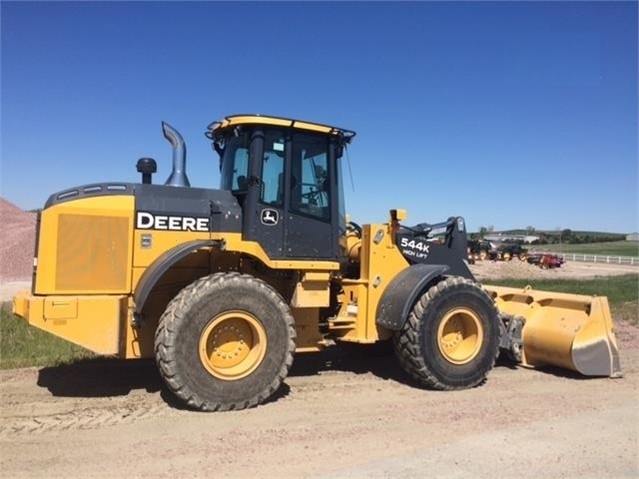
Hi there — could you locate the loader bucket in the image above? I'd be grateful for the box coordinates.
[484,285,622,378]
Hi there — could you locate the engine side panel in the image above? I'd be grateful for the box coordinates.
[35,195,135,295]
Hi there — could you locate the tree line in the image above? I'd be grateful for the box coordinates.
[471,226,625,245]
[531,229,625,245]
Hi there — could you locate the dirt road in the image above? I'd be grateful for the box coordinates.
[471,258,639,281]
[1,260,638,479]
[1,327,637,479]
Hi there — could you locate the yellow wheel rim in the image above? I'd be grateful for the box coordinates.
[199,311,267,381]
[437,307,484,365]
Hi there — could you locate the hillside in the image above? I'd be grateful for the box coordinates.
[0,198,36,281]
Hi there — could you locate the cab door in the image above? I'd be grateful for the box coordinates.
[285,133,337,260]
[242,129,338,261]
[244,130,287,258]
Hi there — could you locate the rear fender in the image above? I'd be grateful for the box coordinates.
[376,264,449,331]
[133,239,219,316]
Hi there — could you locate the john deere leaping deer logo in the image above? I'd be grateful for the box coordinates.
[261,208,279,226]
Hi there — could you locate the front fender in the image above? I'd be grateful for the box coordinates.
[375,264,449,331]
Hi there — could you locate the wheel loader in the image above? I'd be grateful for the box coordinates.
[12,114,622,411]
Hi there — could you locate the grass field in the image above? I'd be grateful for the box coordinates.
[1,274,637,369]
[0,303,94,369]
[530,241,639,257]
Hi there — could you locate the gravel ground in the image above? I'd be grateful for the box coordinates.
[470,257,638,281]
[0,331,637,479]
[2,270,638,479]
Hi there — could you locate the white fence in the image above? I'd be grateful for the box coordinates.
[551,253,639,266]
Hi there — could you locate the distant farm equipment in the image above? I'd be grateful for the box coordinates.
[467,240,494,262]
[468,240,532,263]
[489,243,528,262]
[527,253,565,269]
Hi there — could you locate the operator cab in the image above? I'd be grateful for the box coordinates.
[207,115,355,261]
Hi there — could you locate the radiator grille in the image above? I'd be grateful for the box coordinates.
[56,214,129,291]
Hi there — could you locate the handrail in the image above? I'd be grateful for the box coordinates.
[534,252,639,266]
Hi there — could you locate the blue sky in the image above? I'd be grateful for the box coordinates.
[2,1,637,233]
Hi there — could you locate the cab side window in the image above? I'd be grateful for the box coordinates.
[291,133,330,221]
[260,132,285,207]
[220,131,250,192]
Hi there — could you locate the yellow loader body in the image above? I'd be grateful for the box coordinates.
[8,114,625,412]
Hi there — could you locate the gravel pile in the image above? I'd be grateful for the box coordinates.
[0,198,36,281]
[470,258,638,281]
[471,258,563,281]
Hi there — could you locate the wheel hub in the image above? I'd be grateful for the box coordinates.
[437,307,484,365]
[199,311,267,380]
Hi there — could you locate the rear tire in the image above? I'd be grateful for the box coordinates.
[155,272,296,411]
[393,276,501,390]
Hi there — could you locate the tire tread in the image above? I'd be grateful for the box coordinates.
[393,276,501,391]
[154,272,295,412]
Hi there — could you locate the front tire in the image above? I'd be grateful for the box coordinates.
[393,276,501,390]
[155,273,296,411]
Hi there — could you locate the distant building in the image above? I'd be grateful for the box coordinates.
[484,233,540,244]
[626,233,639,241]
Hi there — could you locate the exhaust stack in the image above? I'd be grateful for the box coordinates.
[162,121,191,187]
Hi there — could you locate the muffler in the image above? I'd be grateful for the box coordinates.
[162,121,191,187]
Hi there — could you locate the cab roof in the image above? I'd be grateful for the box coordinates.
[207,114,356,142]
